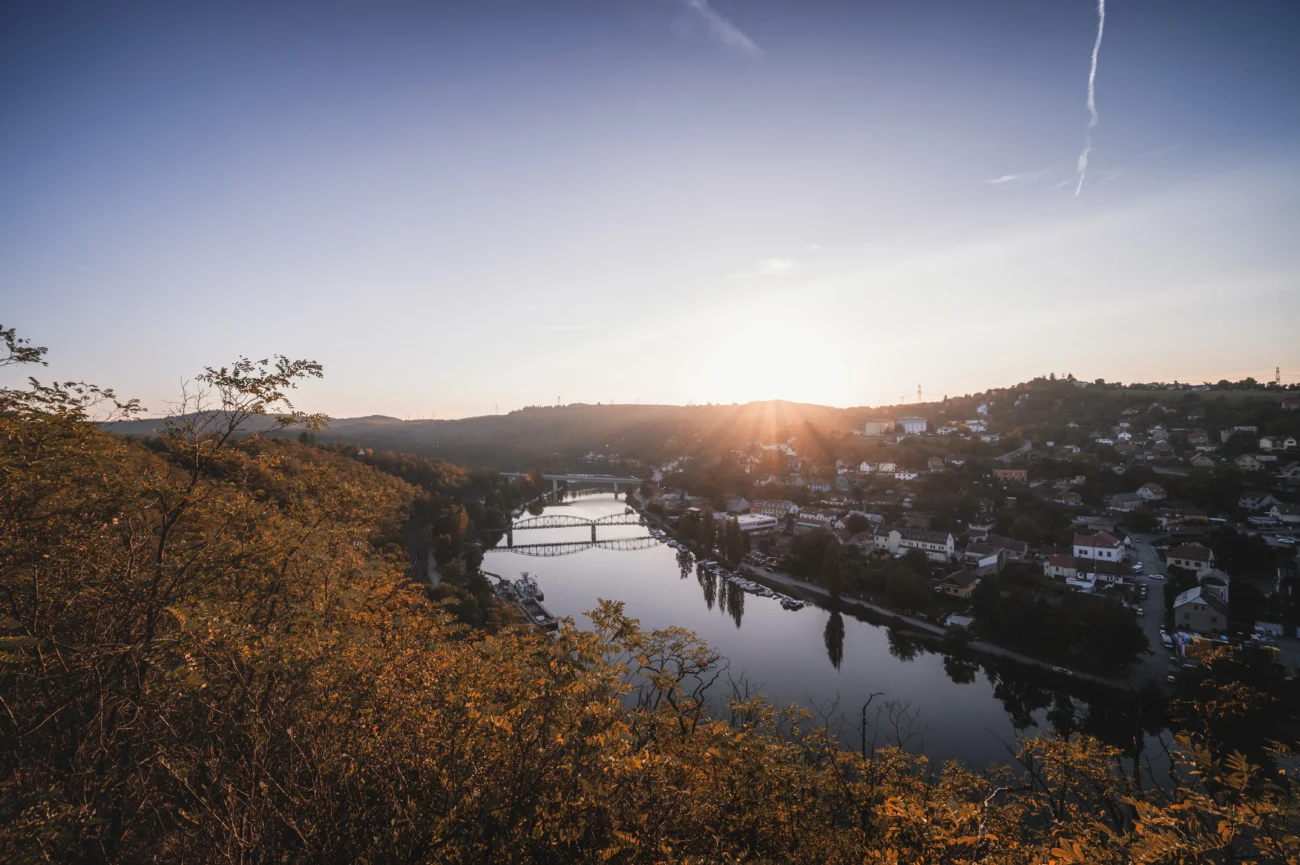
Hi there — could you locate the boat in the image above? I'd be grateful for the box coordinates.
[494,572,558,630]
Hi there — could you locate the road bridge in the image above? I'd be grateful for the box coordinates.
[499,471,642,495]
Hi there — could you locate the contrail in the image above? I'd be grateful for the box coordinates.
[1075,0,1106,196]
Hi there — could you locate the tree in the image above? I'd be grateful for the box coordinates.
[3,330,1297,864]
[1126,509,1158,533]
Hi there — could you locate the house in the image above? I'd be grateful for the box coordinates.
[899,416,928,435]
[797,507,838,526]
[1198,568,1231,603]
[1283,397,1300,411]
[1053,487,1083,506]
[1137,482,1168,501]
[939,569,980,599]
[1187,429,1210,445]
[808,480,832,494]
[1261,435,1298,451]
[1060,444,1082,454]
[1074,557,1130,585]
[963,542,1006,574]
[993,468,1028,484]
[725,496,750,514]
[1239,492,1283,511]
[1281,462,1300,481]
[1074,531,1123,562]
[858,461,873,473]
[877,462,897,474]
[1107,492,1145,512]
[894,470,920,481]
[1235,454,1263,472]
[982,534,1029,561]
[751,499,799,518]
[1173,586,1228,635]
[885,527,955,562]
[1043,553,1078,580]
[1269,504,1300,526]
[927,456,945,472]
[1190,453,1218,469]
[1167,542,1215,575]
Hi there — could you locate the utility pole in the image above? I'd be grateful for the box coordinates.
[917,383,922,404]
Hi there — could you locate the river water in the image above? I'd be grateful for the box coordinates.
[485,493,1160,770]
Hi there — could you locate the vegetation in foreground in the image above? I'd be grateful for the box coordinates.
[1,328,1297,863]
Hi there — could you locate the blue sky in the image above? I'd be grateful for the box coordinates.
[3,0,1299,418]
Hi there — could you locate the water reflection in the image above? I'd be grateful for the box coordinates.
[721,575,744,628]
[987,669,1053,731]
[942,654,979,685]
[677,549,694,580]
[696,565,716,611]
[886,628,923,662]
[823,611,845,671]
[486,493,1168,770]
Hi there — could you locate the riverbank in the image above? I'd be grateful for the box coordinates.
[739,562,1146,693]
[634,502,1157,695]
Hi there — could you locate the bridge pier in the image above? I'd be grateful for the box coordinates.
[591,524,597,542]
[552,478,559,494]
[507,528,513,548]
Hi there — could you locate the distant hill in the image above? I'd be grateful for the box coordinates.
[102,381,1297,471]
[102,400,886,468]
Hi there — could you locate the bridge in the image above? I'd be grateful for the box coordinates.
[510,513,643,531]
[501,511,644,545]
[499,472,643,494]
[486,536,661,558]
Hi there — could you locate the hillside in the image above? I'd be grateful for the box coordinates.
[2,334,1296,861]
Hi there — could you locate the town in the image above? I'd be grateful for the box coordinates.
[614,375,1300,684]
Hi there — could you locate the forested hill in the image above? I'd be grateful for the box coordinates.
[104,400,873,467]
[103,377,1294,471]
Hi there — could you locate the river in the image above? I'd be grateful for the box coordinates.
[485,493,1164,770]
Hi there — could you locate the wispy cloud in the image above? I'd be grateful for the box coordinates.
[679,0,762,57]
[984,170,1049,186]
[1135,144,1177,160]
[727,257,797,280]
[1051,179,1074,190]
[51,256,90,271]
[1075,0,1106,195]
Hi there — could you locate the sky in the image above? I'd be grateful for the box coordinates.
[3,0,1299,419]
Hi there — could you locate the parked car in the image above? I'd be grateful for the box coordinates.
[1166,674,1176,684]
[1051,666,1073,676]
[1132,562,1143,572]
[1148,573,1165,581]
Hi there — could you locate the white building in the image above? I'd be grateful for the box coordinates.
[734,513,780,536]
[1073,531,1123,562]
[899,416,928,435]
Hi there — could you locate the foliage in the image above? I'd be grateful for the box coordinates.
[2,335,1297,863]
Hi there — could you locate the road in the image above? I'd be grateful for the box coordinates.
[1126,533,1173,688]
[740,562,1136,693]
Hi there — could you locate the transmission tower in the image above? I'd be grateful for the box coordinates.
[917,383,922,404]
